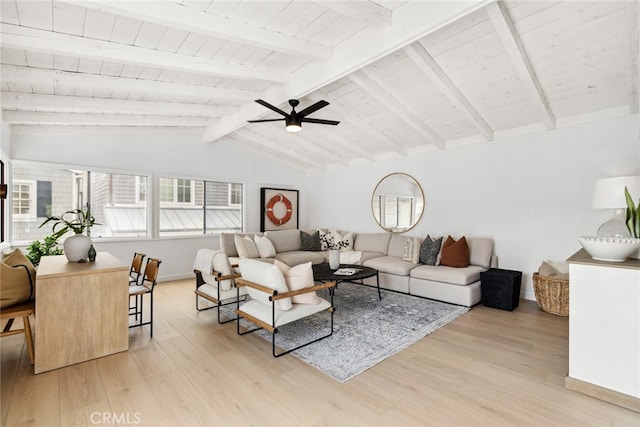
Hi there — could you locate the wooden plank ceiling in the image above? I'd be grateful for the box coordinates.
[1,1,637,172]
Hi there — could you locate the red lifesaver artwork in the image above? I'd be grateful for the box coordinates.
[265,193,293,226]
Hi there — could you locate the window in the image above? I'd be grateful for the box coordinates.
[12,165,147,241]
[229,183,242,206]
[12,180,35,220]
[160,178,242,236]
[159,178,193,205]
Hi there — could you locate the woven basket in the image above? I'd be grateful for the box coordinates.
[532,273,569,317]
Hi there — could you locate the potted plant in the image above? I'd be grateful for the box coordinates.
[625,186,640,259]
[26,234,64,267]
[39,208,99,262]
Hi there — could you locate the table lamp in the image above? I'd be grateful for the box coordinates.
[592,175,640,237]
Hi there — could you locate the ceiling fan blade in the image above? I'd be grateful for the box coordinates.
[296,100,329,118]
[255,99,289,117]
[247,118,285,123]
[301,117,340,125]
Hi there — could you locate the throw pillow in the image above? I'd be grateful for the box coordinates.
[254,235,276,258]
[1,249,36,308]
[235,235,258,258]
[330,230,354,251]
[274,260,320,304]
[211,250,234,291]
[439,236,470,268]
[318,230,329,251]
[300,230,321,251]
[243,236,259,258]
[539,261,560,277]
[239,259,292,311]
[419,235,443,265]
[410,237,421,264]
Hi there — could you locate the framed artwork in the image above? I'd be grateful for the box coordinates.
[260,187,299,232]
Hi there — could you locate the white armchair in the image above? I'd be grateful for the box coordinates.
[194,249,247,324]
[235,258,336,357]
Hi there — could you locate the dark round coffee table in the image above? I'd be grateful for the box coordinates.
[312,263,381,300]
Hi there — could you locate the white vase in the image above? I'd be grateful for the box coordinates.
[329,249,341,270]
[64,234,92,262]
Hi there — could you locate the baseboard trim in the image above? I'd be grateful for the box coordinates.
[565,376,640,413]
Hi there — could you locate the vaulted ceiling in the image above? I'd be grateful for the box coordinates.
[1,1,637,172]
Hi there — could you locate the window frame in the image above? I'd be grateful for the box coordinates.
[11,179,36,221]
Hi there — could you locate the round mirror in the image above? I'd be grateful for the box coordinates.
[371,173,424,233]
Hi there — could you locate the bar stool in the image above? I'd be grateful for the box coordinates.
[1,301,35,364]
[129,258,161,337]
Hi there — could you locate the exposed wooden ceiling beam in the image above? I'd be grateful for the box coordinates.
[233,128,321,170]
[0,23,289,83]
[485,1,555,130]
[404,42,494,141]
[2,111,212,126]
[320,1,392,28]
[317,90,408,156]
[66,0,332,61]
[348,70,446,149]
[202,0,493,141]
[10,125,204,136]
[227,136,310,172]
[1,92,234,117]
[0,65,257,102]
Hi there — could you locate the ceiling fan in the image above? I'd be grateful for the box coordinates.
[248,99,340,133]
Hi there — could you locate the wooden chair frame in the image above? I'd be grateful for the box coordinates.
[1,300,35,364]
[129,252,146,321]
[194,266,247,324]
[129,258,161,337]
[234,278,336,358]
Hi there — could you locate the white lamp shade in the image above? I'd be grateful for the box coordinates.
[592,176,640,209]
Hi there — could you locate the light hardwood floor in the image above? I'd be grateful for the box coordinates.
[2,278,639,426]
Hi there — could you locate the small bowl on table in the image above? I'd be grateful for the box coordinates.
[578,236,640,262]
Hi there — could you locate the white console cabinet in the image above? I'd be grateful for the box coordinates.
[565,249,640,412]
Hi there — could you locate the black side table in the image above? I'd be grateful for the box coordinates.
[480,268,522,311]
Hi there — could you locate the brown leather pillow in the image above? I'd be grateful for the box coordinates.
[439,236,470,268]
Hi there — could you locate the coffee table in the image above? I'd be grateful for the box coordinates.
[312,263,381,300]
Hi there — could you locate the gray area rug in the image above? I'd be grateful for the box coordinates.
[225,285,469,382]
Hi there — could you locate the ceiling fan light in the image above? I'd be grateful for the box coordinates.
[285,116,302,133]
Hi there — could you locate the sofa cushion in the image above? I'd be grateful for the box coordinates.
[440,236,469,268]
[467,238,493,268]
[363,256,416,276]
[419,235,443,265]
[410,264,485,286]
[274,260,320,304]
[238,259,292,311]
[300,230,321,251]
[254,235,276,258]
[359,252,386,264]
[265,229,302,253]
[275,251,326,266]
[354,233,391,253]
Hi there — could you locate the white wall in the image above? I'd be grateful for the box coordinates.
[303,115,640,300]
[9,130,303,280]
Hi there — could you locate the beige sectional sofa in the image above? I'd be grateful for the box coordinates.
[218,229,497,307]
